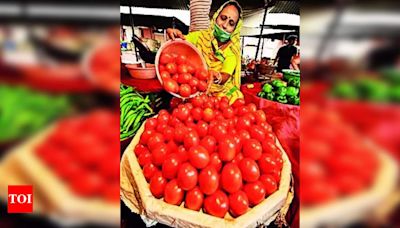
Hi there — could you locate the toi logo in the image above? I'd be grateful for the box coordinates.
[8,185,33,213]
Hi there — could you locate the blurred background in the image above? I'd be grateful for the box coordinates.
[0,0,120,227]
[301,0,400,227]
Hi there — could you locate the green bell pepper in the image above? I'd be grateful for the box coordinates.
[286,86,299,96]
[288,77,300,88]
[288,96,300,105]
[262,83,273,93]
[271,80,285,88]
[258,91,266,98]
[275,95,287,104]
[266,92,275,100]
[275,87,287,96]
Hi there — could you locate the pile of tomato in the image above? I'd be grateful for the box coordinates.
[35,110,120,203]
[301,104,379,206]
[134,95,283,218]
[158,53,210,98]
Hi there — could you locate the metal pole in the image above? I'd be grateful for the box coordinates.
[255,5,268,60]
[260,37,265,59]
[129,5,139,60]
[241,36,245,56]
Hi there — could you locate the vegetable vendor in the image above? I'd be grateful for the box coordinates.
[167,0,244,104]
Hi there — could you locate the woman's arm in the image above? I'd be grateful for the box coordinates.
[166,28,185,40]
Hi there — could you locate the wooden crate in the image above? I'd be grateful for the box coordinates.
[121,121,293,228]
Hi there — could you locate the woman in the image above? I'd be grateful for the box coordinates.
[167,0,244,103]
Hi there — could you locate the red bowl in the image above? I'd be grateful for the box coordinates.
[125,63,156,79]
[155,39,208,99]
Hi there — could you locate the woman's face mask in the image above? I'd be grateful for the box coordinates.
[214,24,231,42]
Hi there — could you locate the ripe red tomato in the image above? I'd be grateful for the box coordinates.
[200,136,217,154]
[179,84,192,97]
[259,174,278,196]
[144,118,158,130]
[134,144,148,156]
[160,71,170,80]
[159,65,166,72]
[191,107,203,121]
[236,116,252,131]
[183,131,200,150]
[189,77,199,88]
[239,158,260,182]
[229,191,249,217]
[221,163,242,193]
[138,150,152,167]
[156,123,168,133]
[218,135,237,162]
[176,146,188,162]
[260,122,273,133]
[160,53,173,65]
[197,80,208,92]
[178,73,192,84]
[176,54,187,65]
[191,96,204,107]
[258,153,280,174]
[202,108,215,122]
[254,110,267,124]
[238,129,251,141]
[188,145,210,169]
[173,125,187,143]
[269,169,281,183]
[249,126,266,142]
[171,53,178,61]
[196,69,209,81]
[209,153,222,172]
[204,190,229,218]
[185,187,204,211]
[243,139,262,160]
[175,106,190,121]
[163,78,179,93]
[262,140,279,155]
[164,179,184,205]
[177,163,198,191]
[157,111,170,123]
[165,63,177,74]
[151,143,169,166]
[140,129,156,145]
[143,163,158,182]
[166,140,178,154]
[232,134,242,153]
[172,74,179,81]
[211,124,227,141]
[150,171,167,198]
[199,166,219,195]
[243,181,266,206]
[196,121,209,138]
[177,64,189,74]
[187,64,196,74]
[247,103,257,113]
[232,98,245,108]
[222,107,234,119]
[162,126,174,142]
[162,153,181,179]
[237,106,250,116]
[147,133,165,151]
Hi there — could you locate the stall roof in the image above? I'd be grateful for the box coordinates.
[121,14,189,33]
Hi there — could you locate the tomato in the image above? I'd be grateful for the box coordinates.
[176,146,188,162]
[160,53,173,65]
[178,73,192,84]
[222,107,234,119]
[239,158,260,182]
[161,126,174,142]
[189,77,199,88]
[197,80,208,92]
[260,122,273,133]
[176,54,187,65]
[160,71,170,80]
[199,166,219,195]
[177,163,198,191]
[179,84,192,97]
[202,108,215,122]
[196,69,209,81]
[236,116,252,131]
[164,179,184,205]
[166,140,178,154]
[156,123,168,133]
[191,107,203,121]
[232,134,242,153]
[221,163,242,193]
[165,63,177,74]
[144,118,158,130]
[210,124,227,141]
[218,135,237,162]
[243,139,262,160]
[200,136,217,154]
[150,171,167,198]
[175,106,190,121]
[229,191,249,217]
[152,143,169,166]
[185,187,204,211]
[157,113,170,125]
[71,171,104,197]
[177,64,189,74]
[238,129,251,141]
[247,103,257,113]
[249,126,266,142]
[173,126,187,143]
[183,131,200,150]
[147,133,165,151]
[171,53,178,61]
[143,163,158,182]
[258,153,279,175]
[209,153,222,172]
[188,145,210,169]
[138,150,152,167]
[196,121,209,138]
[163,78,179,93]
[237,106,250,116]
[172,74,179,81]
[243,181,266,206]
[254,110,267,124]
[159,65,166,72]
[140,129,156,145]
[262,140,279,154]
[204,190,229,218]
[231,152,244,165]
[269,169,281,184]
[191,96,204,108]
[259,174,278,196]
[162,153,181,179]
[232,98,245,108]
[134,144,148,156]
[244,113,256,124]
[187,64,196,74]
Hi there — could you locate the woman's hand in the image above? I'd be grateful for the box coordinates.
[166,28,185,40]
[210,70,230,85]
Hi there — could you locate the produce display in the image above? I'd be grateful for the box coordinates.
[301,104,378,206]
[258,78,300,105]
[120,85,160,141]
[133,95,284,218]
[0,85,70,142]
[158,53,210,98]
[35,110,120,203]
